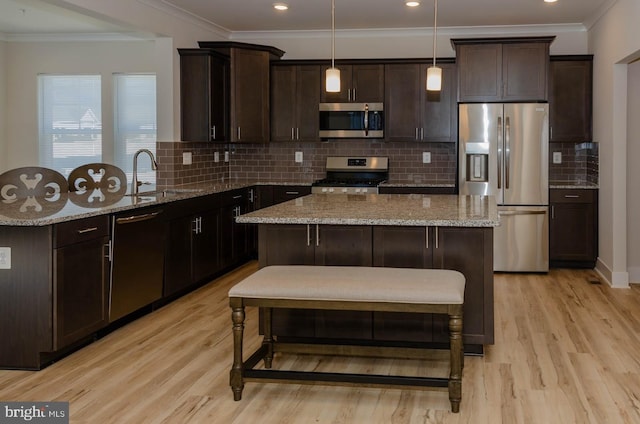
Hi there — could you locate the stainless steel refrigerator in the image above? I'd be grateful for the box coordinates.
[459,103,549,272]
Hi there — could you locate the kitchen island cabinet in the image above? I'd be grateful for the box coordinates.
[239,194,498,350]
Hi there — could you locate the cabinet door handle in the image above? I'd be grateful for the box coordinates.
[237,127,241,141]
[415,128,419,140]
[306,224,311,247]
[564,195,580,199]
[192,218,198,234]
[77,226,98,234]
[249,189,254,203]
[316,224,320,247]
[420,127,424,140]
[425,226,429,250]
[296,128,300,140]
[104,241,112,262]
[352,88,356,102]
[211,126,216,140]
[291,128,295,140]
[435,227,439,249]
[551,205,555,220]
[285,191,299,195]
[233,195,243,200]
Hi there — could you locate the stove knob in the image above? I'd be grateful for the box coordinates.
[321,188,328,193]
[329,188,334,193]
[355,188,361,193]
[341,188,348,193]
[362,188,368,193]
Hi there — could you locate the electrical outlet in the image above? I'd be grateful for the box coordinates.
[224,151,229,162]
[0,247,11,270]
[553,152,562,164]
[182,152,192,165]
[422,152,431,164]
[295,151,303,163]
[214,152,220,163]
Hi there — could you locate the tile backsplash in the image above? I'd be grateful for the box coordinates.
[157,140,457,186]
[549,142,599,185]
[157,140,598,187]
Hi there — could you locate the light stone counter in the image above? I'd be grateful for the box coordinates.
[237,193,499,227]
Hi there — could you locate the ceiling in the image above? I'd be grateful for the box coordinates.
[0,0,616,37]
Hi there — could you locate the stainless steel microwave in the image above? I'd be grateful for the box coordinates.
[319,102,384,139]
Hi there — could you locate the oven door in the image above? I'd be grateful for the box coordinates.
[319,103,384,138]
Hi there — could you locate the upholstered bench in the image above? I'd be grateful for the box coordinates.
[228,265,465,413]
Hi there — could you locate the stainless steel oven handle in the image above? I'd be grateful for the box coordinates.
[115,210,162,224]
[498,210,547,216]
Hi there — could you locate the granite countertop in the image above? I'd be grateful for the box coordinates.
[549,181,599,189]
[236,193,499,227]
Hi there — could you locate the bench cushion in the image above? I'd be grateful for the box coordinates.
[228,266,465,305]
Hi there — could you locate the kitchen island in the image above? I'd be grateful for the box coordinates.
[237,193,499,351]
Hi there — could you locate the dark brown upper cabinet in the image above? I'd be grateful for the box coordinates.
[178,49,230,142]
[320,63,384,103]
[271,64,321,142]
[452,37,554,102]
[192,42,284,144]
[384,61,457,142]
[549,55,593,142]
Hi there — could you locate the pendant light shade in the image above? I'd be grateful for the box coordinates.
[326,0,341,93]
[427,0,442,92]
[426,66,442,91]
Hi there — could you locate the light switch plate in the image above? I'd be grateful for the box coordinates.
[0,247,11,269]
[214,152,220,163]
[182,152,192,165]
[422,152,431,164]
[224,151,229,162]
[295,151,303,163]
[553,152,562,164]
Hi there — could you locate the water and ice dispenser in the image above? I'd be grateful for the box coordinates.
[466,153,488,182]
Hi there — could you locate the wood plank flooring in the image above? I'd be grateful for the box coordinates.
[1,262,640,423]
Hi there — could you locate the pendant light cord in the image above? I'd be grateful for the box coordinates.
[432,0,438,67]
[331,0,336,68]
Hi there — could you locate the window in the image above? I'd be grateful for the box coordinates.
[38,75,102,177]
[114,74,157,185]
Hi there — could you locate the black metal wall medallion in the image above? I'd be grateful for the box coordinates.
[68,163,127,207]
[0,167,69,218]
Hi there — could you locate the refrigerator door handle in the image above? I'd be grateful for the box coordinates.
[505,116,511,189]
[497,116,503,189]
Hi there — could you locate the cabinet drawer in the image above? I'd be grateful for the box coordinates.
[550,189,595,203]
[54,215,110,248]
[217,189,246,207]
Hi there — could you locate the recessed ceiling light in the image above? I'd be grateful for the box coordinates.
[406,1,421,6]
[544,0,557,3]
[273,3,289,11]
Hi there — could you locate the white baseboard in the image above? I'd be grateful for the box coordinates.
[595,258,630,288]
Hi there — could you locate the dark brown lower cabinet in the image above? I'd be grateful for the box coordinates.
[259,224,494,348]
[550,189,598,268]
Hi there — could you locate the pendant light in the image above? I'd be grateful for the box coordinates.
[426,0,442,91]
[326,0,340,92]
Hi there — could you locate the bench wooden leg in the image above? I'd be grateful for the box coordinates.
[448,311,463,413]
[230,305,245,401]
[262,307,274,368]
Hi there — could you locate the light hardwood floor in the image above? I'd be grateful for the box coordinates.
[1,262,639,423]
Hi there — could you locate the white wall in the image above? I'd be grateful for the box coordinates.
[3,40,156,172]
[627,59,640,282]
[589,0,640,287]
[0,40,7,172]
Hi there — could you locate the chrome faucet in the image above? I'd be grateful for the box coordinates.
[131,149,158,195]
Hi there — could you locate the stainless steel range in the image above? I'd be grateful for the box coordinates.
[311,156,389,194]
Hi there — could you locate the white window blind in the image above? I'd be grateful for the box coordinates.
[38,75,102,177]
[114,74,157,185]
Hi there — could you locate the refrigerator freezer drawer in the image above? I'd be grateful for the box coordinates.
[494,206,549,272]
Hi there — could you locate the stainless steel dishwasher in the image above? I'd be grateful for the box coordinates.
[110,208,166,322]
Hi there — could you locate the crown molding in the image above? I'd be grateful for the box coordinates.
[231,23,586,41]
[138,0,231,39]
[4,32,158,43]
[583,0,618,30]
